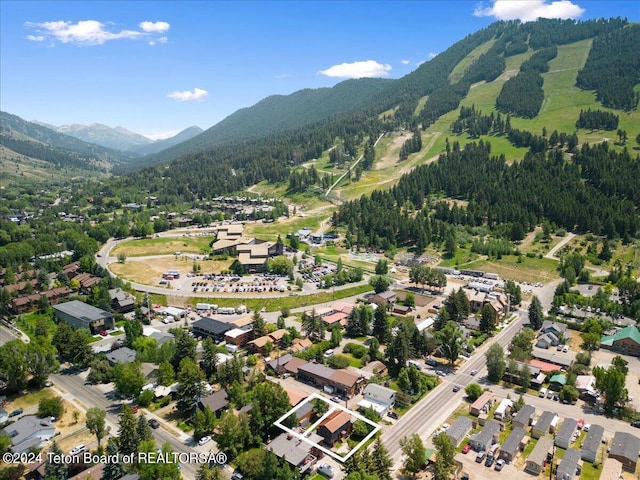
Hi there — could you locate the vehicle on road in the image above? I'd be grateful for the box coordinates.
[453,385,461,392]
[69,444,86,456]
[148,418,160,429]
[198,436,211,446]
[632,420,640,428]
[8,408,23,417]
[470,370,477,376]
[231,472,244,480]
[495,458,505,471]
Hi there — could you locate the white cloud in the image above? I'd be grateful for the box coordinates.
[401,59,410,65]
[317,60,392,79]
[167,87,208,102]
[158,37,168,44]
[139,21,170,33]
[24,19,170,46]
[473,0,585,22]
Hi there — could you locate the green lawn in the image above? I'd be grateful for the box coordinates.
[15,310,58,340]
[187,283,373,312]
[461,254,560,283]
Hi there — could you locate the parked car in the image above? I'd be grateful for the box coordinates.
[462,444,472,454]
[8,408,23,418]
[631,420,640,428]
[583,424,591,432]
[148,419,160,429]
[485,455,495,467]
[387,411,399,420]
[198,436,211,446]
[475,450,486,463]
[495,458,505,471]
[99,330,108,336]
[577,419,585,429]
[231,471,244,480]
[317,463,334,478]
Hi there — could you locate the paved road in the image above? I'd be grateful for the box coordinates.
[381,311,527,472]
[50,371,218,479]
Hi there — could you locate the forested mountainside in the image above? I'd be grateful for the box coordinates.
[51,122,153,152]
[135,78,392,168]
[131,126,203,157]
[86,17,637,205]
[0,111,137,175]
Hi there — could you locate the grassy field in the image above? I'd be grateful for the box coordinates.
[187,283,373,312]
[449,39,496,83]
[16,311,59,340]
[462,255,560,283]
[111,236,213,257]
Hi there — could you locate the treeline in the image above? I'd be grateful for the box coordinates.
[336,140,638,251]
[526,17,627,49]
[507,128,578,153]
[495,47,557,118]
[576,109,619,131]
[288,166,332,192]
[576,23,640,111]
[451,105,510,137]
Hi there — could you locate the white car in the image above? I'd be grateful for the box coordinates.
[442,423,450,431]
[470,370,478,376]
[69,444,86,456]
[317,464,334,478]
[198,436,211,446]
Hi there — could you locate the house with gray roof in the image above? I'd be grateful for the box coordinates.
[525,436,553,475]
[53,300,114,334]
[554,418,578,449]
[556,448,581,480]
[512,404,535,429]
[105,347,137,364]
[149,331,174,345]
[469,420,500,452]
[1,415,55,454]
[609,431,640,471]
[532,411,558,439]
[446,416,473,448]
[581,424,604,463]
[267,431,322,475]
[500,427,526,462]
[536,332,560,349]
[541,320,568,337]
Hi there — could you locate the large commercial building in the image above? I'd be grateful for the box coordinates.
[53,300,114,334]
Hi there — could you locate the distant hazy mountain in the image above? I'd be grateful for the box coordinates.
[132,126,204,156]
[0,111,137,174]
[33,122,153,152]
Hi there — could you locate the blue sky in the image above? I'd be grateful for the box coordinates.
[1,1,637,139]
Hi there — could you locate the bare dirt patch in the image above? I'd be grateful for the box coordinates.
[110,257,232,285]
[376,132,412,170]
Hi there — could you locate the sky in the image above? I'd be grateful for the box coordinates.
[1,1,638,139]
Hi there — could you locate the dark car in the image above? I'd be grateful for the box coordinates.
[8,408,23,417]
[631,420,640,428]
[148,418,160,429]
[485,455,495,467]
[453,385,461,392]
[387,411,399,420]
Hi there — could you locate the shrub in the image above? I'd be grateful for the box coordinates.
[327,354,351,369]
[38,396,64,419]
[343,343,367,358]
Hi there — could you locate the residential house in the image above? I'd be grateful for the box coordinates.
[289,338,313,354]
[369,291,396,308]
[581,424,604,463]
[317,410,353,447]
[469,420,500,452]
[297,362,366,397]
[512,404,536,429]
[608,431,640,471]
[532,411,559,439]
[446,416,473,448]
[198,389,229,418]
[280,384,309,408]
[529,359,563,373]
[358,384,396,416]
[247,329,289,355]
[531,348,573,368]
[499,427,526,462]
[493,398,513,421]
[469,391,495,416]
[525,436,553,475]
[536,332,560,349]
[267,432,321,475]
[53,300,115,334]
[554,418,578,449]
[549,374,568,391]
[601,325,640,357]
[266,354,293,375]
[108,288,136,314]
[192,317,233,342]
[556,448,581,480]
[224,327,253,348]
[1,416,55,454]
[541,320,568,339]
[283,357,309,377]
[148,331,174,346]
[360,360,388,379]
[105,347,136,364]
[74,272,101,293]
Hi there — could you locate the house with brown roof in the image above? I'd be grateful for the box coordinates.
[290,337,313,353]
[297,362,366,397]
[317,410,353,446]
[224,327,253,347]
[247,329,289,355]
[284,357,308,376]
[370,291,396,308]
[469,392,495,416]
